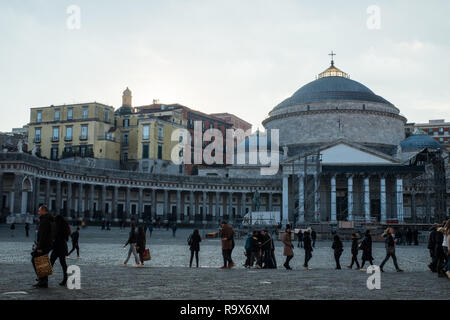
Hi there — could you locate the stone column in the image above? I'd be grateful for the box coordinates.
[314,174,320,222]
[138,188,143,220]
[347,175,353,221]
[151,189,156,221]
[45,179,50,207]
[380,177,387,223]
[268,193,273,211]
[56,180,62,215]
[298,175,305,223]
[125,187,131,220]
[89,184,94,221]
[13,174,23,214]
[364,177,370,222]
[241,192,246,219]
[176,190,181,223]
[163,189,169,222]
[34,177,40,214]
[215,192,220,221]
[102,185,107,219]
[331,175,337,223]
[282,175,289,224]
[67,182,72,218]
[396,178,404,223]
[189,191,195,223]
[228,192,233,221]
[202,191,207,224]
[411,191,416,223]
[113,186,118,222]
[78,183,83,219]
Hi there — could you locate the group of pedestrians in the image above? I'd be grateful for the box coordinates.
[427,220,450,279]
[31,205,81,288]
[121,223,147,267]
[395,227,420,246]
[244,229,276,269]
[282,225,314,270]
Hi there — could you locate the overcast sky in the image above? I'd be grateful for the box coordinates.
[1,0,449,132]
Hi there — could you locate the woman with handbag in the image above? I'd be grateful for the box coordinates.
[122,223,140,267]
[136,226,146,267]
[188,229,202,268]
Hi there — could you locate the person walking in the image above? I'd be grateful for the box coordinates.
[379,227,404,272]
[332,234,344,269]
[428,224,439,272]
[282,226,294,270]
[311,229,317,248]
[413,228,419,246]
[67,227,80,258]
[148,223,153,238]
[220,221,235,269]
[171,223,177,238]
[122,223,140,267]
[261,230,275,269]
[360,230,374,270]
[303,229,313,270]
[136,226,146,267]
[347,233,361,270]
[297,229,303,248]
[10,223,15,237]
[50,215,71,286]
[443,221,450,279]
[248,231,261,268]
[25,223,30,237]
[406,228,413,246]
[31,205,54,289]
[435,223,447,278]
[188,229,202,268]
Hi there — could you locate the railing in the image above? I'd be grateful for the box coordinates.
[79,135,88,141]
[51,136,59,142]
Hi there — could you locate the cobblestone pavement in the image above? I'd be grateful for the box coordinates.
[0,225,449,300]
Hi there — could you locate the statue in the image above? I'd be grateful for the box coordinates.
[252,190,261,212]
[17,140,23,153]
[31,145,38,157]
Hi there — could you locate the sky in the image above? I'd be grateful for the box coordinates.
[1,0,450,132]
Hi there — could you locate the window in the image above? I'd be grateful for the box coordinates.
[440,138,444,142]
[210,123,214,129]
[51,146,59,160]
[122,151,128,162]
[67,108,73,120]
[54,109,60,121]
[36,111,42,123]
[80,125,88,140]
[123,133,129,146]
[158,125,163,140]
[142,143,149,159]
[82,106,89,120]
[52,127,59,141]
[142,124,150,140]
[428,128,433,135]
[80,145,87,157]
[34,128,41,143]
[123,119,130,127]
[439,127,444,134]
[157,144,163,159]
[104,109,110,123]
[65,126,73,141]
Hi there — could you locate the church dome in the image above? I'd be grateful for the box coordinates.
[274,73,393,111]
[400,134,442,152]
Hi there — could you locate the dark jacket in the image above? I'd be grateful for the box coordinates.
[36,213,54,252]
[71,230,79,244]
[384,233,395,248]
[124,229,137,246]
[52,216,70,256]
[189,233,202,251]
[428,228,437,250]
[136,232,146,253]
[261,234,272,251]
[303,233,313,251]
[249,236,260,252]
[311,230,317,240]
[351,238,360,255]
[360,235,373,261]
[332,235,343,253]
[434,231,444,256]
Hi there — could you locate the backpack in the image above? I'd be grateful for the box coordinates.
[187,235,193,246]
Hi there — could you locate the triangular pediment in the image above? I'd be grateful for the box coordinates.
[320,143,396,164]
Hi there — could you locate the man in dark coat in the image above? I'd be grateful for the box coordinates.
[360,230,374,269]
[303,229,313,270]
[413,228,419,246]
[428,224,439,272]
[379,228,403,272]
[25,223,30,237]
[311,229,317,248]
[260,230,275,269]
[31,205,54,288]
[332,234,344,269]
[50,215,71,286]
[347,233,361,269]
[67,227,80,258]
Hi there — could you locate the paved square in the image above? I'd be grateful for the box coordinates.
[0,225,448,300]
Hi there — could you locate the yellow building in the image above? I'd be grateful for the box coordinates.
[27,102,120,165]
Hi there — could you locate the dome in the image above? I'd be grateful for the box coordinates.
[115,105,133,116]
[274,75,393,110]
[400,134,442,152]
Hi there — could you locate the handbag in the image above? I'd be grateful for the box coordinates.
[143,248,151,261]
[34,254,53,278]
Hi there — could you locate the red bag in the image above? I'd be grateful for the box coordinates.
[143,249,151,261]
